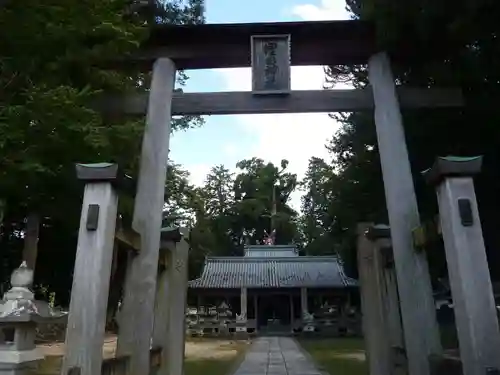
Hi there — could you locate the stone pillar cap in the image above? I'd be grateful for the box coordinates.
[422,156,483,186]
[75,163,135,193]
[160,226,182,243]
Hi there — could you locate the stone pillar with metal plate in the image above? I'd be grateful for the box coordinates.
[368,52,441,375]
[62,163,122,375]
[365,224,407,375]
[423,156,500,375]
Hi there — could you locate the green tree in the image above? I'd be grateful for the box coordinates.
[187,165,236,278]
[0,0,205,303]
[186,158,302,278]
[301,0,500,279]
[233,158,299,246]
[203,165,235,217]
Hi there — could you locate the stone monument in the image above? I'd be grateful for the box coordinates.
[0,262,67,375]
[235,313,247,333]
[302,311,315,332]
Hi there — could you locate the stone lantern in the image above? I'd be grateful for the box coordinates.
[0,262,67,375]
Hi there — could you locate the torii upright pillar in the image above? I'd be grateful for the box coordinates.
[368,52,441,375]
[116,58,176,375]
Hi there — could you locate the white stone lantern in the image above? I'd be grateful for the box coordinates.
[0,262,67,375]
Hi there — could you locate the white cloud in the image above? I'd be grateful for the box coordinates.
[223,143,238,157]
[188,163,212,186]
[215,1,351,210]
[291,0,351,21]
[218,66,334,175]
[216,66,335,210]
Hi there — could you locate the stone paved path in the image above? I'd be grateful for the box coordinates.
[233,336,324,375]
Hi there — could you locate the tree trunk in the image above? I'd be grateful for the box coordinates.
[23,212,40,272]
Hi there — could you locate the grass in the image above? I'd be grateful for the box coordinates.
[299,338,368,375]
[184,339,248,375]
[184,357,240,375]
[34,339,248,375]
[33,356,62,375]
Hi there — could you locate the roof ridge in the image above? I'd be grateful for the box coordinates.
[207,256,340,262]
[244,244,297,248]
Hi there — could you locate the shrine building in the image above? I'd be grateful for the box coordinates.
[188,244,360,334]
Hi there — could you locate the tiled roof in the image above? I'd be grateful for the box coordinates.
[188,256,358,289]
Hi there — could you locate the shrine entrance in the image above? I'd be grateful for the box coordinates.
[257,293,291,331]
[60,19,466,375]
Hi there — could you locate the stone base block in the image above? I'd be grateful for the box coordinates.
[0,358,41,375]
[0,349,44,365]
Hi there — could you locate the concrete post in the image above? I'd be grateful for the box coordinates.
[62,163,120,375]
[164,234,189,375]
[152,247,169,349]
[152,227,183,375]
[366,224,406,375]
[357,223,392,375]
[368,52,441,375]
[117,58,176,375]
[423,156,500,375]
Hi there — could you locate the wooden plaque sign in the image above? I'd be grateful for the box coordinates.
[251,34,291,94]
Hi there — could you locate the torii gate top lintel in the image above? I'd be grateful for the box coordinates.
[136,19,377,70]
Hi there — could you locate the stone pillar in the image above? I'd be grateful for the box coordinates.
[152,247,169,348]
[151,227,183,375]
[117,58,176,375]
[368,52,441,375]
[423,156,500,375]
[240,288,247,319]
[366,224,406,374]
[357,223,392,375]
[62,163,120,375]
[290,294,294,329]
[163,232,189,375]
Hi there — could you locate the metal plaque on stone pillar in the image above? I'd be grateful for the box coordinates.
[251,34,291,95]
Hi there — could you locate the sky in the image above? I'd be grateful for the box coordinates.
[169,0,352,209]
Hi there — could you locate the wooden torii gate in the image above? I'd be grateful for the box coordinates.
[71,20,462,375]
